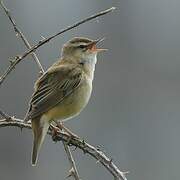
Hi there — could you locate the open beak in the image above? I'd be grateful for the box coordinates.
[87,37,108,52]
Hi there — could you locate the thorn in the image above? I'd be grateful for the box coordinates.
[96,145,101,151]
[66,136,72,145]
[11,116,15,120]
[65,167,74,179]
[38,71,43,77]
[81,139,87,154]
[9,59,15,65]
[6,116,12,121]
[15,55,20,60]
[108,7,116,12]
[40,35,46,40]
[108,158,113,165]
[96,18,99,23]
[82,148,88,154]
[123,171,130,175]
[39,36,46,43]
[38,39,43,43]
[96,159,100,164]
[82,139,86,146]
[71,146,77,152]
[69,167,74,173]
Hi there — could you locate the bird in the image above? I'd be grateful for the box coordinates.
[24,37,107,166]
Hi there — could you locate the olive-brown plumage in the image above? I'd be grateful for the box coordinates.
[24,37,106,165]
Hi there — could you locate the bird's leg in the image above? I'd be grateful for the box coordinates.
[56,122,79,139]
[50,124,61,141]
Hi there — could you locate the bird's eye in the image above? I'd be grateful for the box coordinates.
[78,45,86,49]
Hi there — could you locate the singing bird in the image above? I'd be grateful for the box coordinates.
[24,37,106,166]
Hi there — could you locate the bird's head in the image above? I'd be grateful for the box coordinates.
[62,37,106,62]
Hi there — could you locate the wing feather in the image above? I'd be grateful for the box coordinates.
[25,64,83,120]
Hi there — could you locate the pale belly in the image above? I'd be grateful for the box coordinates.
[44,80,92,122]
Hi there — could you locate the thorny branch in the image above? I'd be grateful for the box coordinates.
[0,6,116,86]
[63,142,81,180]
[0,0,45,75]
[0,110,127,180]
[0,3,128,180]
[0,1,80,179]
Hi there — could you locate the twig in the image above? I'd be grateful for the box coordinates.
[0,7,116,86]
[0,1,81,178]
[0,109,12,120]
[0,112,127,180]
[0,0,44,75]
[63,142,81,180]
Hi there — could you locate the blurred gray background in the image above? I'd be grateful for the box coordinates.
[1,0,180,179]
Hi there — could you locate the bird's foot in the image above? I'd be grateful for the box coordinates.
[50,125,60,141]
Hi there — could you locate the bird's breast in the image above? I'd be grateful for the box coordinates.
[45,77,92,121]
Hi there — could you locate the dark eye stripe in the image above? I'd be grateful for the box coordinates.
[78,45,87,49]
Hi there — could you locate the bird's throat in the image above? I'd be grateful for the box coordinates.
[81,55,97,80]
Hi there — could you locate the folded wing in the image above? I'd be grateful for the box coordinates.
[25,64,83,120]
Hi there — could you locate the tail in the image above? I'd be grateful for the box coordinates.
[31,116,49,166]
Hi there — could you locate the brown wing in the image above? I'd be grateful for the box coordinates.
[25,64,83,120]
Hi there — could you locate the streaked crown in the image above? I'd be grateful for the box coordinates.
[62,37,94,56]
